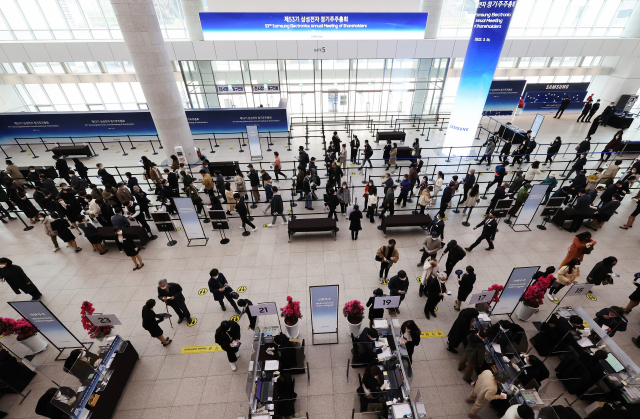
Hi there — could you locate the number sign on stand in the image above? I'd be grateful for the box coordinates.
[248,302,278,317]
[86,314,122,326]
[564,284,594,297]
[374,296,401,309]
[467,291,494,306]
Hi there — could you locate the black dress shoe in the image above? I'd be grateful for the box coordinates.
[431,311,437,318]
[425,312,430,319]
[178,317,184,324]
[447,347,458,354]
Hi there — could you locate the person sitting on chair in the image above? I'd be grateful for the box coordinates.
[355,327,383,363]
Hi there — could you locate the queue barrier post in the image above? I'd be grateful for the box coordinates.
[15,139,26,153]
[149,139,158,155]
[40,138,50,152]
[118,141,129,156]
[98,136,108,151]
[0,145,10,159]
[238,137,244,153]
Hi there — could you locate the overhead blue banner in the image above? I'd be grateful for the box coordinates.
[200,13,428,40]
[445,1,518,153]
[0,107,289,144]
[309,285,339,334]
[483,80,527,117]
[522,82,590,114]
[492,266,539,315]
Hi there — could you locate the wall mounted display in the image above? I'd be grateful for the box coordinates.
[483,80,527,117]
[521,83,590,114]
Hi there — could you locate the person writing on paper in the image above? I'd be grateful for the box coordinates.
[595,306,628,337]
[366,288,385,328]
[141,299,172,347]
[501,404,534,419]
[388,270,409,314]
[356,327,383,363]
[265,334,296,370]
[458,328,487,383]
[358,365,386,412]
[465,370,508,419]
[208,269,242,314]
[400,320,421,364]
[215,320,241,371]
[517,354,549,387]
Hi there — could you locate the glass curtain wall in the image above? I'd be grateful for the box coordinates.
[179,58,449,118]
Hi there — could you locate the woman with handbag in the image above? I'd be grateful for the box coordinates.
[376,239,399,283]
[587,256,617,286]
[363,180,376,211]
[560,231,596,267]
[547,259,580,301]
[115,227,143,271]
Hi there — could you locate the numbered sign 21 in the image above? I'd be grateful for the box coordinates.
[373,296,401,309]
[85,314,122,327]
[248,302,278,317]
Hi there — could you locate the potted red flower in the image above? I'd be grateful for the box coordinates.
[81,301,113,341]
[343,300,365,337]
[280,296,302,338]
[488,284,505,302]
[15,318,48,354]
[517,274,554,321]
[0,317,17,338]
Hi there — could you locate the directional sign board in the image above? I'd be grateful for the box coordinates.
[467,291,494,306]
[374,296,401,309]
[85,314,122,327]
[248,302,278,317]
[565,283,594,297]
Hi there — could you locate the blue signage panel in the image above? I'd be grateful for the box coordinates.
[200,13,428,40]
[309,285,339,334]
[445,1,518,152]
[0,107,289,144]
[492,266,540,315]
[174,197,206,240]
[514,183,547,226]
[522,82,590,114]
[483,80,527,117]
[9,300,82,349]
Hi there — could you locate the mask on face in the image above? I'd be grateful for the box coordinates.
[29,169,35,173]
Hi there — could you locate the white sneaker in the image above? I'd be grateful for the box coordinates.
[53,248,60,252]
[66,244,70,247]
[267,224,273,228]
[239,226,244,229]
[251,228,257,232]
[280,221,288,225]
[547,293,555,301]
[236,352,241,359]
[230,362,237,371]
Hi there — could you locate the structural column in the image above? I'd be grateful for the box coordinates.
[181,0,205,41]
[110,0,198,164]
[420,0,444,39]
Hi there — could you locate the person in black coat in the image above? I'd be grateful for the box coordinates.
[401,320,421,364]
[428,212,445,239]
[237,299,257,330]
[577,101,592,122]
[595,306,627,337]
[234,193,256,231]
[358,365,385,411]
[388,270,409,314]
[355,328,381,363]
[265,333,296,370]
[518,354,549,387]
[163,169,179,191]
[349,204,363,240]
[142,299,172,346]
[446,307,479,353]
[572,137,591,161]
[545,137,562,165]
[438,182,455,218]
[50,213,82,252]
[115,227,142,270]
[366,288,385,327]
[568,189,591,232]
[326,189,339,220]
[466,212,498,251]
[157,279,191,324]
[569,170,587,198]
[442,240,466,278]
[96,163,117,188]
[586,100,600,122]
[208,269,241,314]
[554,96,570,118]
[485,184,507,215]
[0,258,41,300]
[215,320,241,370]
[72,158,89,183]
[455,266,476,310]
[424,272,446,319]
[273,372,297,417]
[53,155,70,182]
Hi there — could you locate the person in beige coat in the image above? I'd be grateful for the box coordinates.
[600,159,621,186]
[338,144,347,170]
[224,183,235,215]
[376,239,399,283]
[42,214,60,252]
[465,369,508,418]
[5,160,27,187]
[389,145,398,171]
[547,259,580,302]
[116,184,134,205]
[586,168,603,191]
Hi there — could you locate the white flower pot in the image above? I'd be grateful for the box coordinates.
[285,320,300,339]
[516,304,537,321]
[18,333,48,354]
[347,319,363,337]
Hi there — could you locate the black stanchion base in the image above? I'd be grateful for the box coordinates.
[239,149,244,152]
[462,222,470,227]
[377,226,383,230]
[291,202,297,207]
[203,219,211,223]
[452,209,460,213]
[480,195,487,200]
[248,217,254,221]
[20,149,26,152]
[242,231,251,237]
[167,240,177,246]
[536,225,547,230]
[23,226,34,231]
[214,144,220,147]
[250,204,258,209]
[220,238,230,244]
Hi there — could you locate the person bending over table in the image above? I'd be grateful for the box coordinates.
[355,327,383,364]
[357,365,387,412]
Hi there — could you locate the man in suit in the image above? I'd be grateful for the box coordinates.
[577,101,592,122]
[428,212,445,239]
[157,279,192,324]
[554,96,570,118]
[586,99,600,122]
[355,327,381,363]
[359,140,373,171]
[303,171,313,210]
[297,146,309,171]
[53,155,70,183]
[600,101,616,127]
[208,269,241,313]
[424,272,446,319]
[466,211,498,251]
[350,135,360,163]
[569,170,588,201]
[568,189,591,232]
[125,172,139,190]
[111,207,130,233]
[163,168,179,191]
[38,173,58,199]
[461,169,475,202]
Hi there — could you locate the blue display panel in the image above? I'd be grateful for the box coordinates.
[200,13,428,40]
[521,82,590,114]
[445,1,518,152]
[483,80,527,117]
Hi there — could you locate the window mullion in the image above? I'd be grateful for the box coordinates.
[13,0,36,40]
[0,9,17,40]
[33,0,55,39]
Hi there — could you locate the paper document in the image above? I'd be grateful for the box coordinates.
[374,319,388,328]
[577,336,593,347]
[264,360,280,371]
[478,313,491,322]
[492,342,502,353]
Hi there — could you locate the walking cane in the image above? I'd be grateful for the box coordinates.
[165,301,173,328]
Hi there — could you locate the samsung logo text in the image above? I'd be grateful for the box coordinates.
[450,124,469,132]
[546,85,569,89]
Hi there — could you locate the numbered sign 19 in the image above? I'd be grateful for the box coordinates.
[467,291,494,306]
[373,296,401,309]
[85,314,122,327]
[248,302,278,317]
[565,283,594,297]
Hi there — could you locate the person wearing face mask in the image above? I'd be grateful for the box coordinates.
[400,320,421,364]
[115,227,143,270]
[337,182,350,215]
[96,163,117,189]
[26,166,41,188]
[53,155,70,183]
[366,288,385,327]
[363,180,376,211]
[376,239,399,283]
[76,215,107,255]
[419,258,440,297]
[208,269,241,314]
[157,279,192,325]
[455,266,476,311]
[215,320,241,371]
[547,258,580,302]
[458,328,487,383]
[595,306,627,337]
[0,257,42,300]
[50,212,82,252]
[517,354,549,387]
[142,299,172,347]
[424,272,447,319]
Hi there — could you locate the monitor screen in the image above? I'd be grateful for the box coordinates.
[606,353,624,372]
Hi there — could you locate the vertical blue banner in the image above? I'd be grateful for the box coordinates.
[309,285,339,334]
[445,1,518,153]
[492,266,539,315]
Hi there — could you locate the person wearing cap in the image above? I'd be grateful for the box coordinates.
[587,194,621,231]
[466,211,498,251]
[417,230,441,267]
[438,181,455,219]
[540,172,558,205]
[157,279,192,325]
[568,189,591,232]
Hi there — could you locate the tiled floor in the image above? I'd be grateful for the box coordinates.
[0,112,639,419]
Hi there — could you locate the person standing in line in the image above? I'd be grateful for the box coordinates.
[567,189,591,232]
[234,168,247,198]
[540,172,558,205]
[560,231,596,267]
[577,100,592,122]
[376,239,399,283]
[466,211,498,252]
[8,184,40,224]
[524,161,542,181]
[350,135,360,164]
[157,279,192,325]
[338,144,348,170]
[234,193,256,232]
[432,171,444,197]
[367,191,377,223]
[116,183,134,205]
[213,170,225,202]
[53,155,70,183]
[601,133,623,162]
[247,164,260,204]
[163,168,179,193]
[408,162,419,197]
[554,96,570,118]
[400,320,421,364]
[524,136,537,163]
[215,320,241,371]
[438,182,455,219]
[272,151,284,181]
[198,169,214,203]
[184,182,208,221]
[349,204,362,240]
[586,99,601,122]
[359,140,373,172]
[548,259,580,302]
[50,212,82,252]
[478,136,496,167]
[77,215,107,255]
[586,169,603,191]
[383,139,392,170]
[224,183,236,216]
[142,299,172,347]
[378,185,396,218]
[5,160,27,188]
[465,370,508,419]
[237,299,257,330]
[208,269,241,314]
[337,182,350,215]
[419,258,440,297]
[586,194,621,231]
[544,137,562,167]
[264,186,287,227]
[458,328,487,384]
[388,270,409,314]
[397,174,411,208]
[455,266,476,311]
[42,211,61,252]
[297,146,309,172]
[96,163,118,190]
[417,230,442,267]
[506,183,531,221]
[424,272,447,319]
[417,182,432,215]
[303,171,314,210]
[389,143,399,173]
[427,212,445,239]
[0,257,42,300]
[115,226,143,270]
[498,138,512,164]
[600,159,622,186]
[600,101,616,127]
[461,169,476,202]
[442,240,466,278]
[462,184,480,215]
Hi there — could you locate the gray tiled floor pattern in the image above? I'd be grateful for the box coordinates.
[0,113,639,419]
